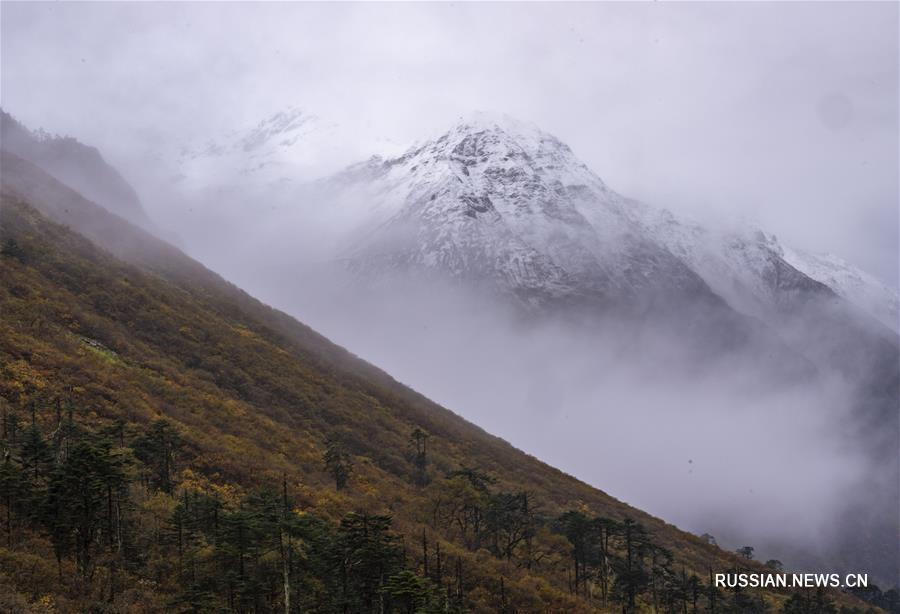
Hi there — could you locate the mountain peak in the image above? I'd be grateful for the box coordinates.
[449,110,544,137]
[429,111,573,161]
[360,111,596,198]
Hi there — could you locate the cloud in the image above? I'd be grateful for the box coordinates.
[247,267,876,572]
[1,2,897,284]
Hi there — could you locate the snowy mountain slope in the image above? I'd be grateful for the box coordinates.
[328,112,897,342]
[335,112,715,309]
[782,247,899,334]
[630,201,900,336]
[630,207,833,316]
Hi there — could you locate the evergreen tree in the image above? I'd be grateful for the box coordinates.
[612,518,652,613]
[20,423,53,481]
[43,440,128,577]
[0,452,25,547]
[324,439,352,490]
[132,419,182,493]
[409,427,430,486]
[334,512,404,613]
[383,569,433,614]
[555,510,596,597]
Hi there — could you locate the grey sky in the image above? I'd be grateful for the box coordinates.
[1,1,897,285]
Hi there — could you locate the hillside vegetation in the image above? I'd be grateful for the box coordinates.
[0,155,884,612]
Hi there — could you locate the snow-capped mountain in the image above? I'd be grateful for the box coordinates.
[336,112,716,309]
[172,107,339,190]
[331,112,897,337]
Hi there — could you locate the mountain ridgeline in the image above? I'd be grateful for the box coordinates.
[0,111,896,612]
[0,110,150,230]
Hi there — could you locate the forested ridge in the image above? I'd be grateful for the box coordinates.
[0,168,888,612]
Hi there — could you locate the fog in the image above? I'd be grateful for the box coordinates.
[3,1,897,285]
[197,216,886,570]
[2,0,898,580]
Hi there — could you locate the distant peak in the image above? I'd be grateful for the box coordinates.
[451,110,541,134]
[444,111,562,147]
[403,111,574,164]
[255,105,310,126]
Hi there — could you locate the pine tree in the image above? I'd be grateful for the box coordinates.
[0,453,25,547]
[43,440,128,578]
[324,439,352,490]
[613,518,652,613]
[20,423,53,481]
[409,428,430,486]
[555,510,596,597]
[132,419,181,493]
[334,512,403,613]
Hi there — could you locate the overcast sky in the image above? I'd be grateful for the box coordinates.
[2,1,898,285]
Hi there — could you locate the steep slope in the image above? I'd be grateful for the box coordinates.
[0,109,150,229]
[781,246,899,334]
[632,205,899,337]
[1,155,879,612]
